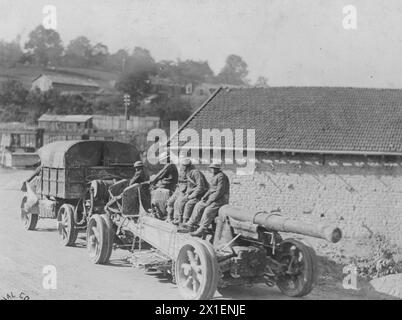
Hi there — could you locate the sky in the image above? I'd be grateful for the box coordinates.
[1,0,402,87]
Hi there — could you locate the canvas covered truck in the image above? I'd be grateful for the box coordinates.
[86,179,342,300]
[20,140,140,246]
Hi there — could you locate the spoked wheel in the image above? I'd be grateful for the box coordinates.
[275,239,317,297]
[175,239,219,300]
[57,204,78,247]
[87,214,111,264]
[20,196,38,231]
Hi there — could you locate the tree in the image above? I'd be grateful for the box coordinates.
[0,40,23,67]
[90,42,109,68]
[115,71,152,112]
[126,47,156,75]
[176,60,215,83]
[216,54,249,85]
[156,60,178,79]
[24,25,64,66]
[107,49,129,72]
[25,88,61,123]
[64,36,92,67]
[0,104,25,122]
[255,76,269,87]
[138,97,192,127]
[0,79,29,106]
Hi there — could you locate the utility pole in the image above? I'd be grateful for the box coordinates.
[123,94,131,140]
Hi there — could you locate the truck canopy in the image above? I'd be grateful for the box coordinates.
[38,140,140,168]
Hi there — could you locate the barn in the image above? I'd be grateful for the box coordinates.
[31,74,100,95]
[175,86,402,246]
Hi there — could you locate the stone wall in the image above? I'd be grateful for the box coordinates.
[199,152,402,246]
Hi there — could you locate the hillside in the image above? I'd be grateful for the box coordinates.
[0,64,121,91]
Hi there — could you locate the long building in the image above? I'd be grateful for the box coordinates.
[176,86,402,246]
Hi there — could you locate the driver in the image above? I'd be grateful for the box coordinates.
[130,161,150,185]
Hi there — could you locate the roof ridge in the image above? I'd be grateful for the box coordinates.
[168,87,223,144]
[226,85,402,91]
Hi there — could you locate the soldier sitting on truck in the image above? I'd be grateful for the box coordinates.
[130,161,150,185]
[129,160,151,209]
[149,163,178,192]
[179,161,230,237]
[149,163,179,220]
[176,159,209,226]
[166,164,187,223]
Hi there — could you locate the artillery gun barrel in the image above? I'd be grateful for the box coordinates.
[219,205,342,243]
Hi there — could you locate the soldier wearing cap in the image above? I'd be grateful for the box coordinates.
[181,161,230,237]
[130,161,150,185]
[175,159,209,225]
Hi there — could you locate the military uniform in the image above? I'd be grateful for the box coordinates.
[150,163,178,192]
[130,168,150,185]
[178,167,209,223]
[129,161,151,208]
[188,170,230,230]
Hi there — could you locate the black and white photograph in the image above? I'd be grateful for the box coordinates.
[0,0,401,304]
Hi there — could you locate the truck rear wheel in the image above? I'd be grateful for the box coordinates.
[101,214,114,263]
[57,204,78,247]
[87,214,111,264]
[275,239,317,297]
[21,196,38,231]
[175,239,219,300]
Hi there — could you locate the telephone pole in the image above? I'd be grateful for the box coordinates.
[123,94,131,140]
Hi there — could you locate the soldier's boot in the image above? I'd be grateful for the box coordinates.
[177,222,197,233]
[190,227,207,238]
[171,219,181,226]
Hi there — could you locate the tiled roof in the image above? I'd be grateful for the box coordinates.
[38,114,93,123]
[178,87,402,155]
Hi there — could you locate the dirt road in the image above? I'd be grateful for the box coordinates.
[0,169,392,300]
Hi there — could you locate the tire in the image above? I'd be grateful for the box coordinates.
[21,196,38,231]
[87,215,109,264]
[175,239,219,300]
[275,239,317,297]
[195,238,220,298]
[101,214,114,263]
[307,245,319,288]
[57,204,78,247]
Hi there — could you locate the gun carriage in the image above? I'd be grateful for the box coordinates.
[86,180,342,300]
[20,141,342,299]
[20,140,140,246]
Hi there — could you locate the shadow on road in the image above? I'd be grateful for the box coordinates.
[36,227,57,232]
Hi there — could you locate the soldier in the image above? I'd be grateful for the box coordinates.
[129,160,151,212]
[149,163,178,220]
[129,161,150,185]
[150,163,178,192]
[176,159,208,226]
[182,162,230,237]
[166,165,187,223]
